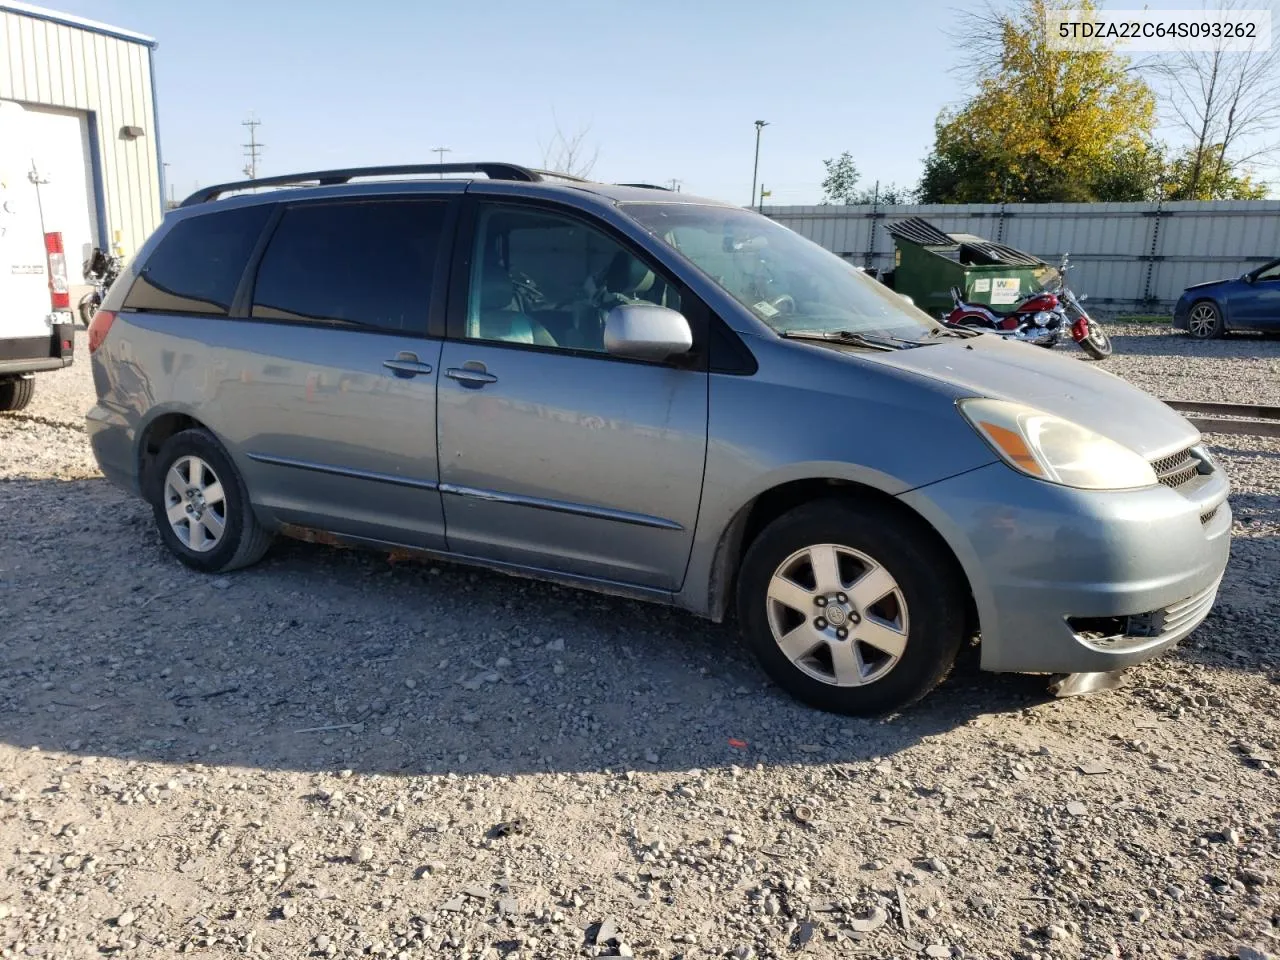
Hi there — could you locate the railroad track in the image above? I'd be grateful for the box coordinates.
[1162,400,1280,438]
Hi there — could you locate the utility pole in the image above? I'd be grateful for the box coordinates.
[162,161,173,207]
[432,146,452,176]
[666,178,682,193]
[242,115,263,180]
[750,120,769,208]
[758,183,771,213]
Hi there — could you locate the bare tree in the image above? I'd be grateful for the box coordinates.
[1142,0,1280,197]
[539,116,600,178]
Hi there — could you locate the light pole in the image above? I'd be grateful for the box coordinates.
[750,120,769,208]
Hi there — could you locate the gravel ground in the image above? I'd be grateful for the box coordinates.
[2,325,1279,960]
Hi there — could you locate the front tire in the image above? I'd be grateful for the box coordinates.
[1186,300,1224,340]
[0,376,35,412]
[148,428,273,573]
[736,500,966,715]
[1079,322,1112,359]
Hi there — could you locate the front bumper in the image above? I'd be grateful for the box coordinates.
[900,451,1231,674]
[1171,298,1191,331]
[0,322,75,376]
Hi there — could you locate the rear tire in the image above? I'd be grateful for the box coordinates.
[1079,322,1112,360]
[735,499,966,715]
[148,428,273,573]
[0,376,35,412]
[78,294,98,327]
[1186,300,1224,340]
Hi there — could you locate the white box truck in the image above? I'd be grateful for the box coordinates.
[0,99,76,412]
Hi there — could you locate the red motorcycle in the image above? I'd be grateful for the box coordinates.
[943,254,1112,360]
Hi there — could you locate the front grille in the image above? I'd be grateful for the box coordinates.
[1200,505,1219,525]
[1151,448,1199,489]
[1070,576,1223,652]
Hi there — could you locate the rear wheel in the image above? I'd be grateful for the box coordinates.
[148,428,273,573]
[1079,322,1112,359]
[0,376,35,412]
[1187,300,1224,340]
[735,500,965,715]
[78,293,98,327]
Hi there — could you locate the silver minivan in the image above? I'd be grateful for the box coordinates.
[85,163,1231,714]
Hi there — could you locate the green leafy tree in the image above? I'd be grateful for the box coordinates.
[1161,145,1268,200]
[820,152,861,204]
[854,182,915,204]
[821,155,914,205]
[918,0,1159,202]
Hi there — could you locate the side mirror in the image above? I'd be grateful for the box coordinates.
[1243,271,1255,282]
[603,304,693,361]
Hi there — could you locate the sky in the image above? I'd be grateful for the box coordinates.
[44,0,1280,207]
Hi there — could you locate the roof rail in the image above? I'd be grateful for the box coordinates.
[526,168,592,184]
[180,162,545,207]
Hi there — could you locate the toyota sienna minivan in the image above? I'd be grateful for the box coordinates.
[86,162,1231,714]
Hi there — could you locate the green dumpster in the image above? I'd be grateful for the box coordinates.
[884,217,1057,317]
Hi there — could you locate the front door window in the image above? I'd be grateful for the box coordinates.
[466,206,681,354]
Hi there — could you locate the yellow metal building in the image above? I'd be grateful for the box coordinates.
[0,1,162,268]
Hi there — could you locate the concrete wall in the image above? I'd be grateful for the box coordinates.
[0,3,162,258]
[763,201,1280,310]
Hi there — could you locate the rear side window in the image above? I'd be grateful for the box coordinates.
[251,200,446,335]
[123,205,271,315]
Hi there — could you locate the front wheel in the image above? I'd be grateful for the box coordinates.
[1186,300,1223,340]
[1079,322,1112,360]
[735,500,965,715]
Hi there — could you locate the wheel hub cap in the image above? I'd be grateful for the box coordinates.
[765,544,910,688]
[1189,305,1216,336]
[163,455,227,553]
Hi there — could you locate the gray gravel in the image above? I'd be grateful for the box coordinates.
[1081,322,1280,405]
[2,325,1280,959]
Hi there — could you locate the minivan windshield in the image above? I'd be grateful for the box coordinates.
[622,202,940,340]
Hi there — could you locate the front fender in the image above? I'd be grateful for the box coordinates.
[675,337,1000,618]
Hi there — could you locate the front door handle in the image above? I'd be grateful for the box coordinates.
[383,352,433,377]
[445,365,499,386]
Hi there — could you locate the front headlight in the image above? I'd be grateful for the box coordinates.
[958,398,1157,490]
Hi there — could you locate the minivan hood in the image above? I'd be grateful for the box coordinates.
[859,334,1199,458]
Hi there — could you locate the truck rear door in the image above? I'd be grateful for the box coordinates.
[0,100,57,343]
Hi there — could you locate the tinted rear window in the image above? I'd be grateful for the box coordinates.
[123,205,271,315]
[251,200,446,335]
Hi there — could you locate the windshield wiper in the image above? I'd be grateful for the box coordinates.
[926,325,979,340]
[779,329,904,351]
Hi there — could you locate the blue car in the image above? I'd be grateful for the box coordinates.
[1173,258,1280,339]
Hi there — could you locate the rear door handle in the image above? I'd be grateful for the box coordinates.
[445,366,498,386]
[383,352,433,377]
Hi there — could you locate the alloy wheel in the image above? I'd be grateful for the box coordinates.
[765,543,909,687]
[163,455,227,552]
[1188,303,1219,338]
